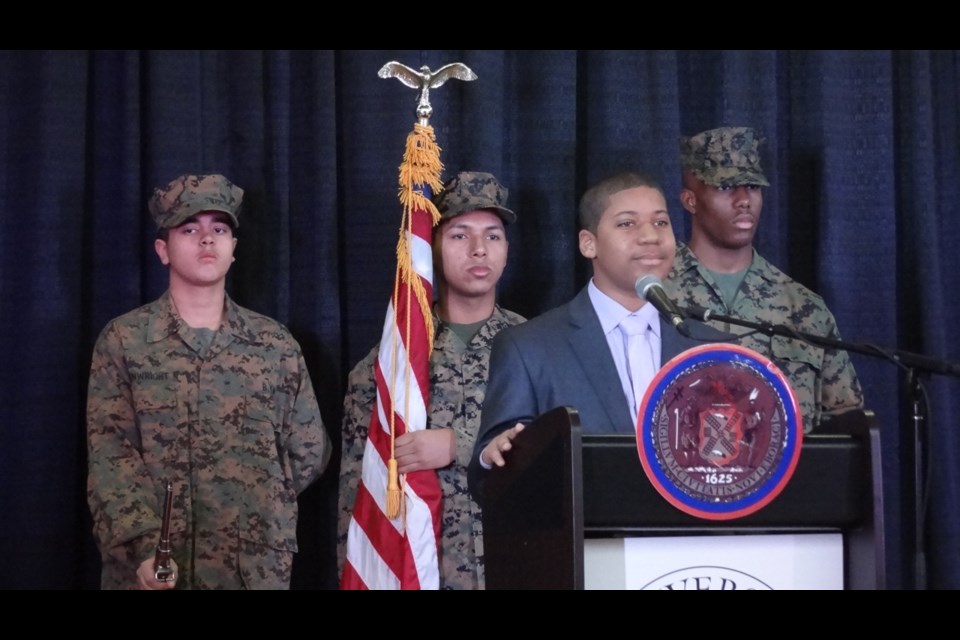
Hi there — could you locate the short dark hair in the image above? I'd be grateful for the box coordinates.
[579,171,665,233]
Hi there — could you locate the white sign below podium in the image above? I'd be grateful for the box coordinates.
[584,533,843,590]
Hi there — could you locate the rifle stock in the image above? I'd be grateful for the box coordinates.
[153,481,175,582]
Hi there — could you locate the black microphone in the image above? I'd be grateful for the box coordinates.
[634,274,691,337]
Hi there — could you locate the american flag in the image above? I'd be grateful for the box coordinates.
[341,123,444,589]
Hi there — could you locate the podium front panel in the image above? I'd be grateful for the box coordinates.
[582,434,868,532]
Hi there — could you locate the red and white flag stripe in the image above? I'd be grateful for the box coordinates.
[341,193,443,590]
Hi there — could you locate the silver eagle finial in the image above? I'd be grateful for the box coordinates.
[378,61,478,125]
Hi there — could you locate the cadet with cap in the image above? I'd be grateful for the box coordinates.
[86,172,331,590]
[666,126,864,432]
[337,170,525,590]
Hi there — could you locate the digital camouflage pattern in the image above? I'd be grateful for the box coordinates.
[680,126,771,188]
[337,306,524,589]
[148,173,244,229]
[86,291,331,589]
[433,171,517,224]
[666,244,864,432]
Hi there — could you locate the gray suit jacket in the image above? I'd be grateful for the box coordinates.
[468,285,730,494]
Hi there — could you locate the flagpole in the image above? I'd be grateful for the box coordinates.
[341,60,477,590]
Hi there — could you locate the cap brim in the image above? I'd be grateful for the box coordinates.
[162,206,240,229]
[488,206,516,224]
[444,205,516,225]
[696,170,770,188]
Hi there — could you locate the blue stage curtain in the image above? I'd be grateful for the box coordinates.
[1,50,957,589]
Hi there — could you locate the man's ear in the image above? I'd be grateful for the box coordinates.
[154,238,170,266]
[679,189,697,215]
[578,229,597,259]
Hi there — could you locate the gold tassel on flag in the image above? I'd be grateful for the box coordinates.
[386,458,401,518]
[386,122,443,520]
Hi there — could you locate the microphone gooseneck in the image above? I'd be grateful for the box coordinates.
[634,275,691,337]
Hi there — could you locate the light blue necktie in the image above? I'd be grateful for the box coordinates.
[619,314,657,425]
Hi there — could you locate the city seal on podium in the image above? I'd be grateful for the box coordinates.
[636,344,802,520]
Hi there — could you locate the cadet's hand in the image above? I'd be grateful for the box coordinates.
[480,423,525,468]
[136,556,178,590]
[395,429,456,473]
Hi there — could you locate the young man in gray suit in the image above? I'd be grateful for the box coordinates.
[469,171,727,487]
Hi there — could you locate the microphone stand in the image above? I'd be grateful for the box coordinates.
[681,305,960,590]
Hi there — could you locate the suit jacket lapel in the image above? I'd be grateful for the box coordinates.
[566,287,634,433]
[660,316,684,365]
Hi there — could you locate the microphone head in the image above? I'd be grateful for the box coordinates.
[634,274,663,299]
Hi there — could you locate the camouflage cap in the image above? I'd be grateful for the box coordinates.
[680,126,770,188]
[148,174,244,229]
[433,171,516,224]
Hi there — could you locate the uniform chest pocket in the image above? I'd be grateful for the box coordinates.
[770,336,823,373]
[240,401,285,481]
[770,336,821,428]
[135,399,181,467]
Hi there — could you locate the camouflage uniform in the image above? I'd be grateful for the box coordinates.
[337,306,524,589]
[674,126,864,432]
[667,243,864,431]
[86,290,331,589]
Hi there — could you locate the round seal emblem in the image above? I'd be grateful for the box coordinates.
[636,344,802,520]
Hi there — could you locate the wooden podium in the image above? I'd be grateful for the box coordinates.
[479,406,884,589]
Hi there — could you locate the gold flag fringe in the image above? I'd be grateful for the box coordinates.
[386,123,443,520]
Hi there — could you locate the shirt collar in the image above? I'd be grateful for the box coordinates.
[587,279,660,338]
